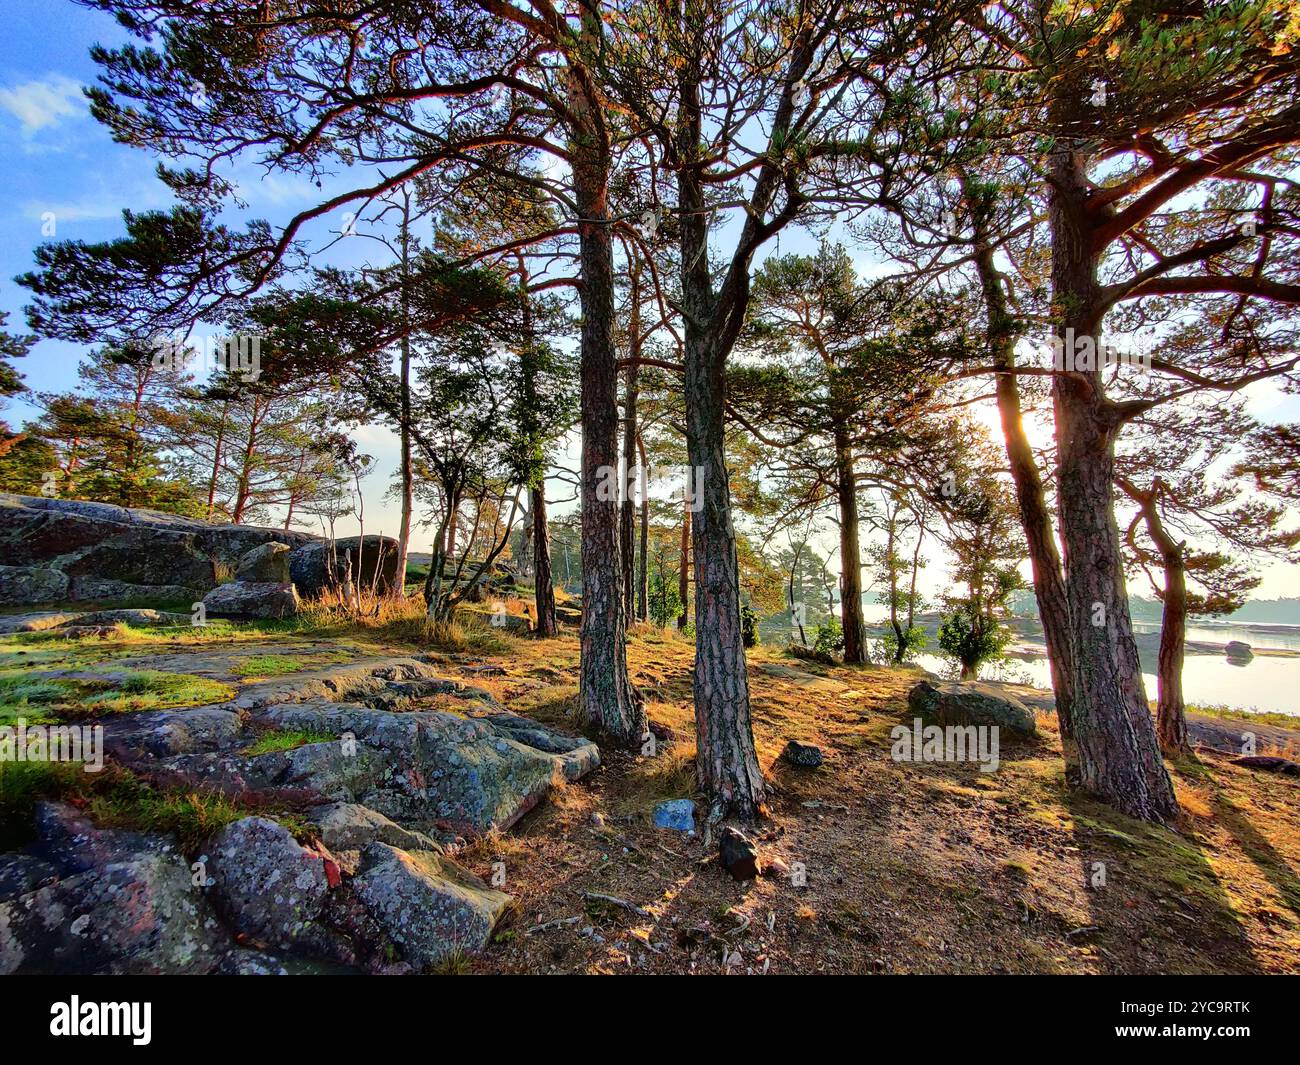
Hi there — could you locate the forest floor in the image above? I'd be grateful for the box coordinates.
[2,602,1299,975]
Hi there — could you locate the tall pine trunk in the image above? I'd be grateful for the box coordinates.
[518,265,557,638]
[636,433,649,622]
[620,291,640,621]
[832,416,865,664]
[677,53,763,821]
[677,503,690,630]
[531,482,558,637]
[569,9,642,745]
[1048,145,1176,822]
[966,174,1075,737]
[394,191,414,598]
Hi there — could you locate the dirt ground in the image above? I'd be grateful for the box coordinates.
[432,624,1300,975]
[5,610,1298,975]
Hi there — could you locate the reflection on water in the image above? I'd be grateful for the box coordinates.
[908,650,1300,716]
[1132,620,1300,653]
[866,602,1300,715]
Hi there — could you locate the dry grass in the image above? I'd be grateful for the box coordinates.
[10,599,1297,975]
[414,628,1300,975]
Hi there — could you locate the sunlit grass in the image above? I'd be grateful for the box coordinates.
[0,669,233,723]
[241,726,337,756]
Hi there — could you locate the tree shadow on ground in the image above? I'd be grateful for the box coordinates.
[1063,773,1265,974]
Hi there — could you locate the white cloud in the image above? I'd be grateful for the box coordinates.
[0,74,85,134]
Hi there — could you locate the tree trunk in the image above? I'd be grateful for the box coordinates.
[677,51,764,821]
[205,399,229,520]
[620,364,639,621]
[1156,555,1189,754]
[531,482,557,637]
[833,418,865,664]
[1121,477,1189,755]
[636,432,649,622]
[677,502,690,630]
[683,337,764,820]
[966,171,1075,738]
[568,12,642,745]
[395,191,414,598]
[1048,145,1177,822]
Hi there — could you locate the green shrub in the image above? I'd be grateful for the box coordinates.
[812,617,844,658]
[937,606,1009,679]
[880,624,927,663]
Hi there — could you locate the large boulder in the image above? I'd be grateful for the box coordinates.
[253,702,600,836]
[0,853,226,974]
[289,535,402,598]
[907,680,1038,739]
[0,803,226,974]
[351,842,511,967]
[1225,640,1254,662]
[201,579,299,620]
[236,542,292,582]
[0,493,316,606]
[204,817,331,951]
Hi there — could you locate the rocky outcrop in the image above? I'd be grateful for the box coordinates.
[351,843,511,966]
[202,544,300,619]
[204,817,332,952]
[0,494,400,607]
[201,580,300,619]
[0,804,228,975]
[289,535,402,599]
[0,493,312,607]
[907,680,1038,739]
[0,653,599,974]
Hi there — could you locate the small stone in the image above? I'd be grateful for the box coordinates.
[782,740,824,768]
[763,857,791,879]
[653,799,696,833]
[719,826,759,881]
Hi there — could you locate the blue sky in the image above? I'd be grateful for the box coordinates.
[0,1,421,540]
[2,0,1298,599]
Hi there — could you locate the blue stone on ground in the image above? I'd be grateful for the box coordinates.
[653,799,696,833]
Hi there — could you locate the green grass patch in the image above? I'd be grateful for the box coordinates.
[0,760,314,852]
[0,670,233,723]
[242,727,337,756]
[230,651,353,678]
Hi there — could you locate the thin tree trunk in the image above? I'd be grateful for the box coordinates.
[1048,143,1176,822]
[620,266,641,620]
[636,432,649,622]
[531,483,557,637]
[205,399,229,521]
[395,189,414,597]
[833,417,865,664]
[1156,554,1189,754]
[569,6,642,744]
[966,171,1076,739]
[1119,477,1189,754]
[677,502,690,630]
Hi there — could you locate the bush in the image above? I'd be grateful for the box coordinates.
[937,607,1009,679]
[881,624,927,663]
[812,617,844,658]
[740,603,759,648]
[648,570,683,628]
